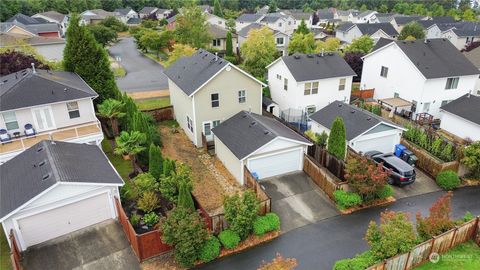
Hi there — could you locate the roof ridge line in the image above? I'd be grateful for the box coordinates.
[36,71,96,96]
[43,141,61,183]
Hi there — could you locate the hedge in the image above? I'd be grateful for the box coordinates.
[199,236,221,263]
[218,229,241,249]
[334,190,362,210]
[333,251,377,270]
[436,170,460,190]
[253,213,281,236]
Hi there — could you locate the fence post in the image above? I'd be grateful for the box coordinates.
[448,226,459,249]
[474,217,480,245]
[428,236,436,258]
[403,251,412,270]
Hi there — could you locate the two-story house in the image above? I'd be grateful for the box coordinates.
[114,8,139,24]
[206,13,228,29]
[361,39,480,119]
[139,7,158,18]
[282,9,313,28]
[237,23,289,56]
[32,11,68,37]
[260,13,296,35]
[164,50,265,147]
[0,68,103,163]
[335,10,359,22]
[335,22,398,44]
[267,52,356,118]
[208,24,238,55]
[356,10,377,23]
[235,13,264,31]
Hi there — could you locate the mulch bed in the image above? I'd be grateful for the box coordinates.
[339,196,396,215]
[460,178,480,187]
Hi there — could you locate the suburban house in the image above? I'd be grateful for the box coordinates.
[207,24,238,55]
[113,8,139,24]
[266,52,356,118]
[32,11,68,36]
[441,22,480,50]
[164,49,265,148]
[282,9,313,28]
[463,46,480,95]
[391,16,424,32]
[309,101,405,154]
[356,10,377,23]
[0,32,65,62]
[212,111,312,184]
[335,9,359,22]
[237,23,289,56]
[2,14,61,38]
[139,6,158,18]
[206,13,228,29]
[155,9,173,20]
[260,13,296,35]
[439,94,480,141]
[315,9,335,25]
[235,13,264,31]
[0,140,123,251]
[371,13,397,24]
[80,9,117,25]
[335,22,398,44]
[361,39,480,119]
[0,69,103,163]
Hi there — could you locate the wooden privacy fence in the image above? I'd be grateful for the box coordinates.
[307,145,346,181]
[244,166,272,215]
[303,155,347,201]
[367,216,480,270]
[142,106,174,122]
[9,230,22,270]
[114,197,172,261]
[351,88,375,100]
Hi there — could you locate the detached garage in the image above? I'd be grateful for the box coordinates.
[0,140,124,251]
[310,101,405,154]
[212,111,312,184]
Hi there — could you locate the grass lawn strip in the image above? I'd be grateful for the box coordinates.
[0,225,12,270]
[135,97,171,111]
[414,240,480,270]
[101,139,132,181]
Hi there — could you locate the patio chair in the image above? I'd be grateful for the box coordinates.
[0,129,11,143]
[24,124,36,137]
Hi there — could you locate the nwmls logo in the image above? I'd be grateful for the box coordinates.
[429,251,474,263]
[429,252,440,263]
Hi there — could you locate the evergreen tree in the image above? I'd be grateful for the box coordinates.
[226,31,233,57]
[63,14,120,104]
[149,144,163,179]
[295,19,310,34]
[398,22,425,40]
[268,0,278,13]
[213,0,223,17]
[163,158,176,177]
[177,181,195,211]
[327,117,346,160]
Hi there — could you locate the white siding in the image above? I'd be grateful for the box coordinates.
[440,111,480,141]
[168,79,196,145]
[336,26,363,44]
[213,136,243,184]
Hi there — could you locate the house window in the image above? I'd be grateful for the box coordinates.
[186,116,193,132]
[276,37,284,45]
[212,39,221,47]
[380,66,389,78]
[2,111,19,130]
[394,92,400,98]
[212,120,221,127]
[306,105,316,115]
[238,90,246,103]
[276,74,282,80]
[288,21,291,25]
[441,100,451,107]
[211,93,219,107]
[304,82,318,95]
[338,78,346,91]
[445,77,459,89]
[204,122,212,135]
[66,101,80,119]
[284,78,288,91]
[278,22,282,27]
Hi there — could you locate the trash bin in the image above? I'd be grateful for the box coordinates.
[395,144,407,157]
[252,172,259,180]
[401,150,418,166]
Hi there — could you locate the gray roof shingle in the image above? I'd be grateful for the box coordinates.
[0,69,97,111]
[212,111,311,160]
[140,7,157,14]
[0,140,124,219]
[236,13,263,23]
[441,94,480,125]
[356,22,398,36]
[394,16,422,25]
[34,11,67,22]
[6,13,42,24]
[237,22,265,37]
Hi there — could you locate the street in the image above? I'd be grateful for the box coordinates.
[198,187,480,270]
[108,37,168,93]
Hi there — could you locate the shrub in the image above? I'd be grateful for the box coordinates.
[137,191,160,213]
[149,144,163,179]
[333,190,362,210]
[461,141,480,178]
[224,191,259,239]
[224,55,238,64]
[199,236,221,263]
[218,229,241,249]
[133,173,157,193]
[327,117,346,159]
[376,185,393,199]
[142,212,159,227]
[416,193,454,240]
[259,253,298,270]
[130,213,141,227]
[462,211,474,222]
[315,131,329,146]
[333,251,377,270]
[345,156,389,202]
[159,162,193,203]
[177,180,195,210]
[436,170,460,190]
[253,213,281,236]
[120,180,139,201]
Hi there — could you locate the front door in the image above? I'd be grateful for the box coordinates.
[203,122,213,141]
[32,106,55,132]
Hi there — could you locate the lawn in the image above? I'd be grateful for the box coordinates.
[135,97,171,111]
[415,241,480,270]
[112,66,126,78]
[101,139,132,181]
[1,225,12,270]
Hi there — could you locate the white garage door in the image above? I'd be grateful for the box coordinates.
[247,148,302,179]
[16,192,113,248]
[354,134,398,154]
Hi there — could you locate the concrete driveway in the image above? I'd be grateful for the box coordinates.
[108,37,168,93]
[22,220,140,270]
[392,169,441,199]
[260,172,339,232]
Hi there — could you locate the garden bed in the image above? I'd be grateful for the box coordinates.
[338,196,396,214]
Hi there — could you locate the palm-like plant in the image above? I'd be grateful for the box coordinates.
[97,99,126,138]
[115,131,147,173]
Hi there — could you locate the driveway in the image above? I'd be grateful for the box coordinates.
[392,169,441,199]
[108,37,168,93]
[260,172,339,232]
[22,220,140,270]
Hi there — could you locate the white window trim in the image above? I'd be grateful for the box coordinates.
[2,111,19,131]
[338,78,346,91]
[445,77,459,90]
[380,66,388,78]
[211,93,220,107]
[67,101,80,119]
[238,90,246,103]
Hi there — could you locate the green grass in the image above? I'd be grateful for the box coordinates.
[415,241,480,270]
[135,97,171,111]
[101,139,132,181]
[158,119,179,128]
[112,66,126,78]
[1,225,12,270]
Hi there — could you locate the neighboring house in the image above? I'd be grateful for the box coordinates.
[316,9,335,25]
[335,9,359,22]
[0,33,65,61]
[206,13,228,29]
[441,22,480,50]
[126,17,141,26]
[139,6,158,18]
[164,50,265,148]
[439,94,480,141]
[212,111,312,183]
[309,101,405,154]
[267,53,356,117]
[208,24,238,55]
[80,9,117,25]
[281,9,313,28]
[32,11,68,37]
[114,8,138,24]
[155,9,173,20]
[1,20,61,38]
[335,22,398,44]
[463,46,480,95]
[0,69,103,163]
[312,28,329,41]
[235,13,264,31]
[260,13,296,35]
[165,14,177,30]
[356,10,377,23]
[0,140,123,251]
[391,15,423,32]
[361,39,479,119]
[237,22,290,56]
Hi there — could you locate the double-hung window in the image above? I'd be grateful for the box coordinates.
[186,116,193,132]
[304,82,318,95]
[2,111,19,130]
[212,39,221,47]
[380,66,389,78]
[445,77,459,90]
[211,93,219,107]
[276,37,284,46]
[283,78,288,91]
[276,74,282,80]
[238,90,246,103]
[67,101,80,119]
[338,78,346,91]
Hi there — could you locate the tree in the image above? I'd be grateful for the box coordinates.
[315,37,340,52]
[288,32,316,54]
[398,22,425,40]
[462,9,477,21]
[63,14,120,104]
[226,31,233,57]
[430,3,445,17]
[240,27,277,78]
[447,8,459,20]
[100,16,128,32]
[174,5,211,48]
[344,52,364,82]
[96,98,125,140]
[226,18,236,33]
[365,211,418,260]
[462,141,480,178]
[345,35,374,54]
[141,19,158,29]
[224,191,259,239]
[161,207,209,267]
[359,4,367,12]
[295,19,310,34]
[0,50,49,76]
[87,24,117,46]
[268,0,278,13]
[140,30,163,57]
[213,0,223,17]
[327,117,346,160]
[149,144,163,179]
[177,181,195,211]
[159,162,192,203]
[416,192,454,241]
[378,4,388,13]
[345,156,390,202]
[165,44,196,67]
[115,131,147,173]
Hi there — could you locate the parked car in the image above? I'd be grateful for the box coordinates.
[365,151,416,186]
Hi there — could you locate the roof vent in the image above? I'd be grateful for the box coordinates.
[37,147,44,152]
[350,110,355,113]
[338,103,342,107]
[42,173,50,181]
[402,41,407,44]
[264,130,270,135]
[294,55,301,59]
[366,117,372,121]
[307,54,313,58]
[242,113,248,118]
[249,121,257,127]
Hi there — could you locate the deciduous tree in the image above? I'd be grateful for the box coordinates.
[461,141,480,178]
[174,5,211,48]
[343,52,364,82]
[88,24,117,46]
[165,44,196,67]
[345,35,374,54]
[416,192,454,240]
[224,191,259,239]
[0,50,49,75]
[315,37,340,52]
[288,32,316,54]
[240,27,277,77]
[398,22,425,40]
[345,156,390,202]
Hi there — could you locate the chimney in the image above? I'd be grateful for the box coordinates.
[321,48,325,56]
[31,62,36,73]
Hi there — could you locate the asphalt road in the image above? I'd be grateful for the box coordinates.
[108,37,168,92]
[198,187,480,270]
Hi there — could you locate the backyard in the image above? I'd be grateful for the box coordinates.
[101,139,132,181]
[1,226,12,270]
[135,97,171,111]
[415,241,480,270]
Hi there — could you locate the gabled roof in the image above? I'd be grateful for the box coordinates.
[431,16,455,24]
[0,69,97,111]
[463,46,480,69]
[33,11,67,22]
[0,140,124,220]
[310,101,402,141]
[371,37,394,51]
[281,10,312,20]
[212,111,311,160]
[166,14,177,24]
[6,13,42,25]
[237,22,265,37]
[126,17,141,24]
[356,22,398,36]
[0,32,65,46]
[317,9,334,20]
[450,21,480,37]
[139,7,158,14]
[114,8,134,16]
[236,13,264,23]
[208,23,236,39]
[358,10,376,18]
[394,16,422,25]
[441,94,480,125]
[261,13,288,23]
[336,22,355,32]
[272,53,356,82]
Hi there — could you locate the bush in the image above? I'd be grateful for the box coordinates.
[333,251,377,270]
[327,117,346,159]
[416,193,454,240]
[436,170,460,190]
[133,173,157,193]
[149,144,163,179]
[376,185,393,199]
[461,141,480,178]
[224,191,259,239]
[253,213,280,236]
[345,156,389,202]
[224,55,238,64]
[130,213,141,227]
[259,253,298,270]
[333,190,362,210]
[199,236,221,263]
[120,180,139,201]
[218,229,241,249]
[142,212,159,227]
[137,191,159,213]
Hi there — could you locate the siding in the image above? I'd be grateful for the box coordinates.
[33,43,65,61]
[214,136,243,184]
[440,111,480,141]
[168,79,196,145]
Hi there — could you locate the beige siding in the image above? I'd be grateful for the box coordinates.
[209,37,238,52]
[168,79,196,144]
[214,135,243,184]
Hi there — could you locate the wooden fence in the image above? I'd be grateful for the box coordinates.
[244,166,272,215]
[303,155,348,201]
[114,197,172,261]
[351,88,375,100]
[142,106,174,122]
[9,230,22,270]
[307,144,346,181]
[367,216,480,270]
